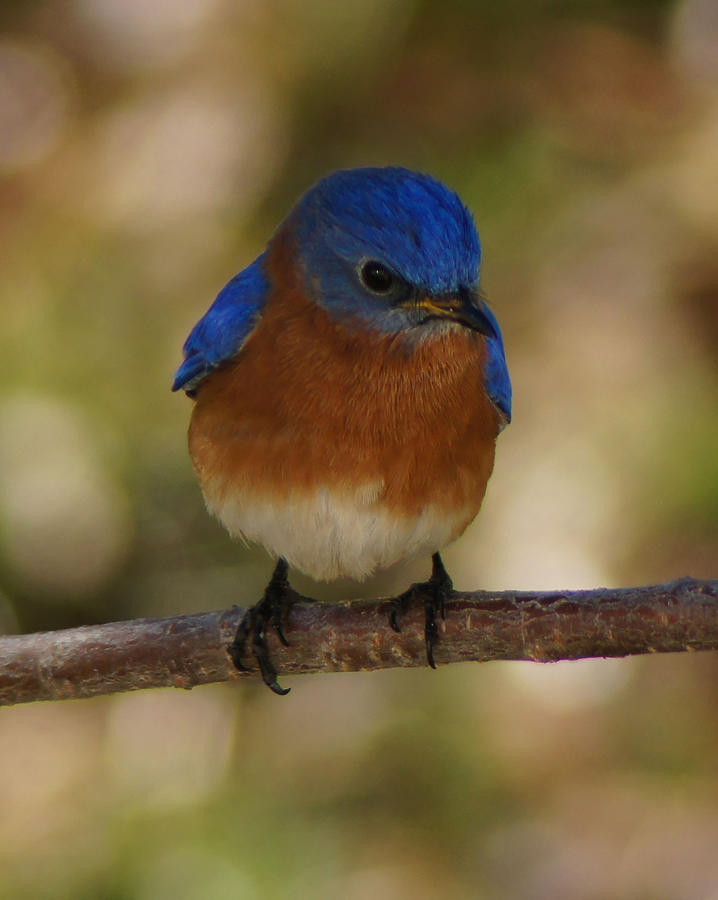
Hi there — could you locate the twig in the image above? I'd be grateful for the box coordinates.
[0,577,716,706]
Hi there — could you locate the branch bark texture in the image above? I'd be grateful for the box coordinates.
[1,577,716,706]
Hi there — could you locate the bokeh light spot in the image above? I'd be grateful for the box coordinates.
[0,40,74,171]
[0,393,131,598]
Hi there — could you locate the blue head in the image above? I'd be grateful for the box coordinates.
[173,166,511,422]
[291,167,486,333]
[289,167,511,420]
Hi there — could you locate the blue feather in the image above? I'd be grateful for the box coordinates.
[481,303,512,423]
[172,253,268,393]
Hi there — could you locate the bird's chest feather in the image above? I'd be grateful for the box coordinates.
[188,279,501,579]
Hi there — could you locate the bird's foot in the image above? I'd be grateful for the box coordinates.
[389,552,453,669]
[228,558,294,695]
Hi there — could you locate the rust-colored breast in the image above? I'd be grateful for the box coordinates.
[188,231,501,534]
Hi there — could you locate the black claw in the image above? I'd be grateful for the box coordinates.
[388,552,453,668]
[389,595,405,633]
[254,637,290,696]
[228,614,252,672]
[275,624,290,648]
[228,558,293,695]
[424,596,439,669]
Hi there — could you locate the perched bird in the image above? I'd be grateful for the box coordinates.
[173,167,511,694]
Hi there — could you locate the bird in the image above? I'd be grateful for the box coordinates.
[173,166,511,694]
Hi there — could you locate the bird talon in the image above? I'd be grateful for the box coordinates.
[390,553,453,668]
[275,624,290,648]
[227,612,253,670]
[253,628,291,695]
[267,679,291,697]
[388,596,406,633]
[229,558,293,694]
[424,595,439,669]
[229,648,251,672]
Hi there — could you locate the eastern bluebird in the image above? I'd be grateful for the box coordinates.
[173,167,511,694]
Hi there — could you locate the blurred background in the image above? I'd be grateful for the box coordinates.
[1,0,717,897]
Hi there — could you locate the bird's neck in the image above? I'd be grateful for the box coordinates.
[263,221,488,393]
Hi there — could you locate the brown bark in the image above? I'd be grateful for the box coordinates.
[1,577,716,706]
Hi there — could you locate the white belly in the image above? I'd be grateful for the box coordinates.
[205,482,469,581]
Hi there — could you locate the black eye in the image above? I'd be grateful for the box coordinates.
[359,260,395,294]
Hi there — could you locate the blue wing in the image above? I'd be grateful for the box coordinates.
[481,303,512,426]
[172,253,269,393]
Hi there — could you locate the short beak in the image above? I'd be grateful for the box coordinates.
[410,289,499,338]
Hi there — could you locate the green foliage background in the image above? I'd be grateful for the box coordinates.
[0,0,717,897]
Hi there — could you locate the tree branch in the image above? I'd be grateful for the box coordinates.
[1,577,716,706]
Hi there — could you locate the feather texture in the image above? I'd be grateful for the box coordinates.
[188,227,501,580]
